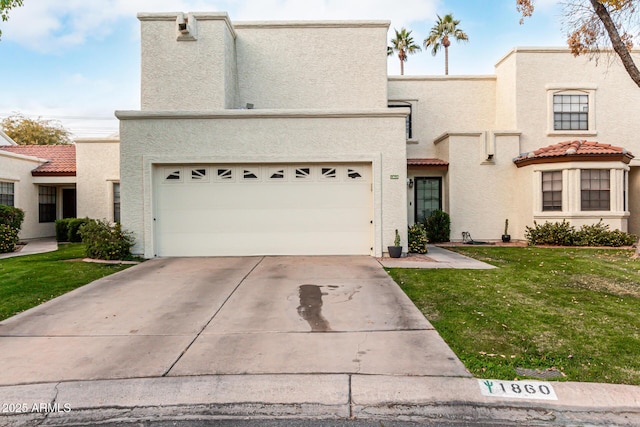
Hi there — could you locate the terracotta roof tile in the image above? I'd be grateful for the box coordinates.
[514,140,633,167]
[0,145,76,176]
[407,158,449,168]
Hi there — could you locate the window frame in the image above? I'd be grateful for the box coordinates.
[38,186,57,223]
[414,177,442,224]
[546,86,597,136]
[0,181,15,206]
[541,171,563,212]
[113,182,121,223]
[580,169,611,211]
[388,101,414,140]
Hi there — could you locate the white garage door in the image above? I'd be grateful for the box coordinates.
[153,163,373,256]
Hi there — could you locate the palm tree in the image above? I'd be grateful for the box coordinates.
[388,28,422,76]
[423,14,469,75]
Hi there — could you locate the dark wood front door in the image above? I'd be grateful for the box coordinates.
[62,188,77,219]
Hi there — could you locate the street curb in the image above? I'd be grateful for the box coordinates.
[1,375,639,426]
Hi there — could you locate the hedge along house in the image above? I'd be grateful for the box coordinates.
[116,13,409,258]
[0,131,120,240]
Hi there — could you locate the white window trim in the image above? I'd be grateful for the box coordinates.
[533,162,629,221]
[546,85,597,136]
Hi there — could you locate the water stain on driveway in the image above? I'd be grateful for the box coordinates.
[297,284,332,332]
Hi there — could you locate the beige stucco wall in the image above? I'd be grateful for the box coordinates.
[497,48,640,154]
[117,110,408,258]
[0,151,52,239]
[388,76,496,160]
[235,22,389,109]
[139,13,238,110]
[75,138,120,221]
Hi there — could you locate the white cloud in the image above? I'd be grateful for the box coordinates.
[2,0,223,52]
[3,0,440,52]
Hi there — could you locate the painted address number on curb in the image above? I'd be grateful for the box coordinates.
[478,379,558,400]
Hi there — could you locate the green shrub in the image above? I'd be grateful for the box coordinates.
[525,220,575,246]
[80,219,134,260]
[525,220,636,247]
[574,221,637,247]
[0,223,19,253]
[425,210,450,243]
[408,223,428,254]
[67,217,90,243]
[0,204,24,231]
[55,219,70,242]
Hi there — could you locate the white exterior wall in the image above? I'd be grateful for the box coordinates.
[76,139,120,221]
[117,110,408,258]
[139,13,238,110]
[0,151,50,239]
[388,76,496,159]
[235,22,389,109]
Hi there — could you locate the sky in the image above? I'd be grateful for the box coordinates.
[0,0,567,138]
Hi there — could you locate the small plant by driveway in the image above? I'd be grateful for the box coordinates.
[0,244,134,321]
[388,246,640,385]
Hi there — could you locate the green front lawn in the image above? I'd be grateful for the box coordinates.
[0,244,135,321]
[388,247,640,385]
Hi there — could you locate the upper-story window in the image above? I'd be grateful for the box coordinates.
[388,102,413,140]
[553,94,588,131]
[581,169,610,211]
[0,181,15,206]
[547,86,596,135]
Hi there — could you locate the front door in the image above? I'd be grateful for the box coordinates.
[62,188,77,219]
[415,177,442,224]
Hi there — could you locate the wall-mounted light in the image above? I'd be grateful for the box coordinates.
[407,178,414,188]
[486,154,494,161]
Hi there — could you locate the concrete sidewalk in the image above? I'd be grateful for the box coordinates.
[379,244,497,269]
[0,237,57,259]
[1,375,639,426]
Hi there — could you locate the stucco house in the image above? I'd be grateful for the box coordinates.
[0,131,120,239]
[3,11,640,258]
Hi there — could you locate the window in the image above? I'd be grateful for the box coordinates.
[321,168,337,179]
[388,102,413,139]
[39,186,56,223]
[581,169,610,211]
[415,177,442,223]
[165,170,181,180]
[553,93,588,130]
[542,171,562,211]
[113,183,121,223]
[0,182,14,206]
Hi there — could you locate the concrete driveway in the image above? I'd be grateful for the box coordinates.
[0,256,470,385]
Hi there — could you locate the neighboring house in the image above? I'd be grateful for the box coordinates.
[4,12,640,257]
[115,12,640,258]
[0,133,119,239]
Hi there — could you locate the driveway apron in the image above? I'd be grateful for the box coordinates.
[0,256,469,385]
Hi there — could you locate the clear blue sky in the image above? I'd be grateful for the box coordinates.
[0,0,565,137]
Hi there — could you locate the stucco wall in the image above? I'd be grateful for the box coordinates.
[117,110,408,258]
[0,151,51,239]
[235,22,389,110]
[139,13,237,110]
[502,48,640,154]
[387,76,496,160]
[76,139,120,221]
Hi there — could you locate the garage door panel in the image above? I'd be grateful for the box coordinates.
[154,164,372,256]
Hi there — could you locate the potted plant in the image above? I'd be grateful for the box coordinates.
[388,229,403,258]
[502,219,511,243]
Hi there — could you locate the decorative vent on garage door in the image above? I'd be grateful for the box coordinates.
[191,168,208,181]
[165,168,182,182]
[295,167,311,179]
[347,168,363,180]
[269,168,286,180]
[321,167,337,179]
[242,169,260,180]
[216,168,233,181]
